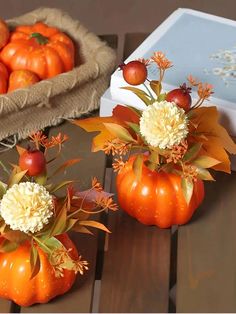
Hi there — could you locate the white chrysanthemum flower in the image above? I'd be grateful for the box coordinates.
[0,182,54,234]
[140,101,188,149]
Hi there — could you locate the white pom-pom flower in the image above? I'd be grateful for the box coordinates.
[0,182,54,234]
[140,101,188,149]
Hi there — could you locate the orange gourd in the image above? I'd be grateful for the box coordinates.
[0,233,78,306]
[116,155,204,228]
[8,70,40,92]
[1,22,75,79]
[0,19,9,49]
[0,61,8,94]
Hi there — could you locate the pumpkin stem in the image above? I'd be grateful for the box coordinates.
[30,32,49,45]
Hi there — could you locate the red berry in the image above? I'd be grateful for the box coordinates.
[166,83,192,111]
[120,61,147,85]
[19,149,46,176]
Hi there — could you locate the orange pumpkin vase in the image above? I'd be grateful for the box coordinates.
[1,22,75,79]
[116,155,205,228]
[0,233,78,307]
[8,70,40,92]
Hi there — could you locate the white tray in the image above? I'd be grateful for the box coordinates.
[100,8,236,136]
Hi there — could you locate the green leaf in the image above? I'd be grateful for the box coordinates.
[150,80,162,96]
[121,86,152,106]
[125,122,140,134]
[35,171,47,186]
[183,143,202,162]
[132,154,143,181]
[49,180,74,193]
[3,230,29,244]
[78,220,110,233]
[157,93,167,102]
[8,169,28,187]
[49,205,67,237]
[34,236,62,255]
[181,178,194,205]
[64,218,78,233]
[104,123,135,142]
[0,217,6,233]
[146,151,159,171]
[0,181,7,199]
[196,167,215,181]
[30,245,41,279]
[72,224,93,235]
[193,156,221,169]
[0,239,18,252]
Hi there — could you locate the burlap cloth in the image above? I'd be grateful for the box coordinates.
[0,7,116,141]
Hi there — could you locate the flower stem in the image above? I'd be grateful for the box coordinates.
[143,83,155,101]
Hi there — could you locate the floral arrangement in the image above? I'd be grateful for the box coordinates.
[75,51,236,207]
[0,131,117,305]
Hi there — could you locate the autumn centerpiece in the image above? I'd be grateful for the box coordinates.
[75,51,236,228]
[0,132,117,306]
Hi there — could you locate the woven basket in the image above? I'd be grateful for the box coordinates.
[0,7,116,142]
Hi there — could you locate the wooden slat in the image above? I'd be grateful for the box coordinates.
[99,173,171,313]
[99,34,118,51]
[21,122,106,313]
[177,171,236,312]
[123,33,149,60]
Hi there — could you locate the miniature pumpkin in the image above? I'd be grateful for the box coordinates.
[8,69,40,92]
[1,22,75,79]
[0,61,8,94]
[0,19,9,49]
[0,233,78,306]
[116,155,204,228]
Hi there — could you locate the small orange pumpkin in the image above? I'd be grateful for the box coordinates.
[8,69,40,92]
[0,19,9,49]
[0,233,78,306]
[1,22,75,79]
[116,155,204,228]
[0,61,8,94]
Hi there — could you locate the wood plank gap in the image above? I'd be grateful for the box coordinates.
[168,226,178,313]
[10,302,21,313]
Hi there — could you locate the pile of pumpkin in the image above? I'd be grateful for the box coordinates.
[0,19,75,94]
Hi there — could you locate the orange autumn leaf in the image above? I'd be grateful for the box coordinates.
[72,117,119,152]
[112,105,140,124]
[73,105,140,152]
[189,106,236,173]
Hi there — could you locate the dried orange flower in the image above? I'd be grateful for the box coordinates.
[95,195,118,211]
[187,75,200,87]
[50,247,89,278]
[197,83,214,100]
[182,164,198,182]
[165,140,188,164]
[112,158,127,172]
[151,51,172,70]
[29,131,47,147]
[92,177,103,192]
[137,58,150,66]
[102,139,131,156]
[44,133,69,148]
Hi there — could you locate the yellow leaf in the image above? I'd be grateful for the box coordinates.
[72,117,118,152]
[189,106,236,173]
[16,145,26,156]
[103,123,135,142]
[78,220,111,233]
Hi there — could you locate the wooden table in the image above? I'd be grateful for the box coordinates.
[1,34,236,313]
